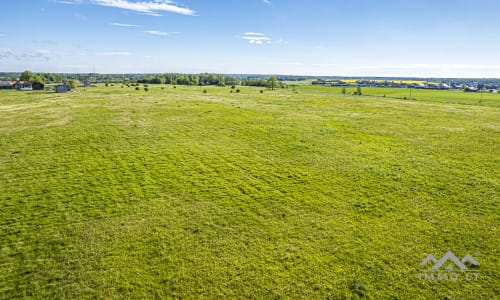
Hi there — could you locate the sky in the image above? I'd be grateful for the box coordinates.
[1,0,500,77]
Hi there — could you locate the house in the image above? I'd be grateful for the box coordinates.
[0,81,15,89]
[14,81,32,90]
[55,84,71,93]
[32,82,45,91]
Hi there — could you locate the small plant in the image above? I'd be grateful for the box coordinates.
[144,87,148,92]
[341,87,347,95]
[231,85,236,90]
[173,86,177,89]
[203,89,207,94]
[349,279,366,297]
[135,87,140,91]
[236,89,240,93]
[356,86,362,96]
[260,90,264,94]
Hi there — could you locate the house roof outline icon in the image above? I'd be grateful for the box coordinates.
[421,254,438,266]
[461,254,479,267]
[421,251,478,271]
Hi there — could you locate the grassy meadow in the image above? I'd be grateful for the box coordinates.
[0,84,499,299]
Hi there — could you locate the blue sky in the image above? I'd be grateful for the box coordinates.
[1,0,500,77]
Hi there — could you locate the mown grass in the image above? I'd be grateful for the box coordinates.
[0,85,498,299]
[303,85,500,107]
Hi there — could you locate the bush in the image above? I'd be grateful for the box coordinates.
[144,87,148,92]
[236,89,240,93]
[260,90,264,94]
[203,90,207,94]
[349,279,366,297]
[135,87,140,91]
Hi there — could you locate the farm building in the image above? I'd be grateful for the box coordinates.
[32,82,45,91]
[0,81,15,89]
[14,81,33,90]
[55,84,71,93]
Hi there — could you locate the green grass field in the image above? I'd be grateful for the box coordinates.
[0,85,498,299]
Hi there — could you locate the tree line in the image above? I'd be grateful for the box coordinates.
[8,70,281,90]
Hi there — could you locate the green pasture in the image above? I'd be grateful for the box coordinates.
[0,85,498,299]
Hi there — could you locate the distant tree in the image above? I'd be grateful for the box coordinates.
[266,76,278,90]
[68,80,78,89]
[31,74,45,84]
[20,70,33,82]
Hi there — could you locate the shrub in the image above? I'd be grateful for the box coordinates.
[203,90,207,94]
[349,279,366,297]
[260,90,264,94]
[236,89,240,93]
[144,87,148,92]
[135,87,140,91]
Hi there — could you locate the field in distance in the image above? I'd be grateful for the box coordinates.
[0,84,498,299]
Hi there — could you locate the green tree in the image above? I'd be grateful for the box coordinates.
[20,70,33,82]
[266,76,278,90]
[31,74,45,84]
[68,80,78,89]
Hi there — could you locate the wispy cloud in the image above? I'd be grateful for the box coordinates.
[263,0,271,4]
[91,0,196,16]
[244,32,266,36]
[0,48,51,62]
[110,22,139,27]
[242,32,272,45]
[144,30,168,36]
[96,51,131,56]
[52,0,84,4]
[74,12,88,21]
[0,33,6,37]
[32,40,58,45]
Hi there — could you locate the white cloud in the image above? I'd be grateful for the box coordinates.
[0,48,51,62]
[245,32,265,36]
[110,22,139,27]
[96,51,131,56]
[52,0,84,4]
[144,30,168,36]
[91,0,196,16]
[242,32,272,45]
[263,0,271,4]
